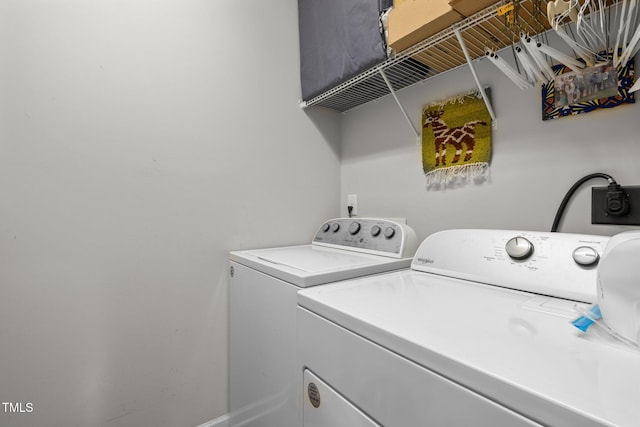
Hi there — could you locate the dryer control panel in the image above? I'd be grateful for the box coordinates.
[312,218,417,259]
[411,229,610,303]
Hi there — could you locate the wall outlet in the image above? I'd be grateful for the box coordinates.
[592,185,640,225]
[347,194,358,216]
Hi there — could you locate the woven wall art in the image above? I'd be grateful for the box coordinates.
[422,90,492,187]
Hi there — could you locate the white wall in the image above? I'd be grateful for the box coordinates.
[341,52,640,240]
[0,1,340,426]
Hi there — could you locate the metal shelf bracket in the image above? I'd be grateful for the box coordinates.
[454,27,497,128]
[379,68,422,144]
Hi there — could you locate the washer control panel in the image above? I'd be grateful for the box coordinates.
[412,229,610,303]
[313,218,417,258]
[504,236,535,260]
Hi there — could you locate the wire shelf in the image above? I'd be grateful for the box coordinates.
[300,0,549,112]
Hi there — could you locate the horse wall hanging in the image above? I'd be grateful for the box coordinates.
[422,89,493,188]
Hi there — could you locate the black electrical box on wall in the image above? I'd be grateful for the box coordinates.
[592,185,640,225]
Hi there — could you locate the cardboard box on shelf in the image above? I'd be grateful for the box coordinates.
[448,0,498,17]
[388,0,462,53]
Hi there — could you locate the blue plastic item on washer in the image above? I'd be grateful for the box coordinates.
[572,305,602,332]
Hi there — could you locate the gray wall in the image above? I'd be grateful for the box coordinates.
[341,53,640,240]
[0,1,340,426]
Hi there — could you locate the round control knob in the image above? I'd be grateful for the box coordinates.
[384,227,396,239]
[348,222,361,235]
[572,246,600,266]
[505,237,534,260]
[371,225,381,237]
[321,223,330,233]
[331,223,340,232]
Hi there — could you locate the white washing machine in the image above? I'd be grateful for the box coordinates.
[298,229,640,427]
[228,218,418,427]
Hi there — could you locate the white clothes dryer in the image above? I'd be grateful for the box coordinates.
[228,218,417,427]
[297,229,640,427]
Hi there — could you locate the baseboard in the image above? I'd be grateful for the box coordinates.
[195,413,230,427]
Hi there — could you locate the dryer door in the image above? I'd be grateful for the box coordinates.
[303,369,381,427]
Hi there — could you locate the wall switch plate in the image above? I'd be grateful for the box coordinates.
[347,194,358,216]
[592,185,640,225]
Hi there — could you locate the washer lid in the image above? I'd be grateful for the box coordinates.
[230,245,411,287]
[298,270,640,427]
[254,246,383,273]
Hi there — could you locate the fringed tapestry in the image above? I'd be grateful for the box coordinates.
[422,90,492,187]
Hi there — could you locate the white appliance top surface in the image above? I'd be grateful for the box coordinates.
[298,269,640,427]
[229,245,411,287]
[251,246,383,273]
